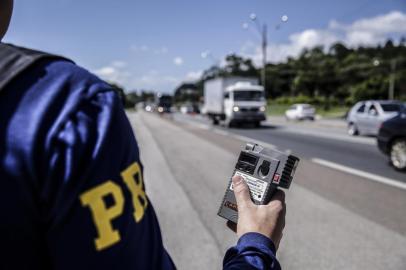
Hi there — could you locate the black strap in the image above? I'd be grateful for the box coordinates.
[0,43,73,92]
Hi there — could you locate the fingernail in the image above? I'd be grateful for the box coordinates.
[232,176,243,185]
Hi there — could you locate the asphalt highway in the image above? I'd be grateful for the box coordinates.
[127,111,406,270]
[173,113,406,184]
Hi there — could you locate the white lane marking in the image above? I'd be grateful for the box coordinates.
[174,114,281,151]
[280,127,376,146]
[212,129,229,136]
[265,119,375,146]
[312,158,406,190]
[193,122,210,130]
[177,117,211,130]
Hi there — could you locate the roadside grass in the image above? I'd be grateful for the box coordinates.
[267,103,349,118]
[266,104,290,116]
[317,106,349,118]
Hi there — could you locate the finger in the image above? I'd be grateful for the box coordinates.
[270,189,285,204]
[232,175,252,209]
[279,207,286,229]
[273,228,284,251]
[277,232,284,249]
[226,220,237,233]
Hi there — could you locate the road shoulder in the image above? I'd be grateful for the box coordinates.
[128,112,222,269]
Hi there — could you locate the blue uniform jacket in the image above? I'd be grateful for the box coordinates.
[0,56,280,270]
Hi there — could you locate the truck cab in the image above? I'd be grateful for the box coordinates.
[204,77,267,127]
[224,82,266,126]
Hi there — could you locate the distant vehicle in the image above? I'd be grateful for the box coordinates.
[285,104,316,121]
[180,104,200,114]
[155,93,173,113]
[377,106,406,170]
[346,100,403,136]
[204,77,266,127]
[200,105,208,115]
[144,103,154,112]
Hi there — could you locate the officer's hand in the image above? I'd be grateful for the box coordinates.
[227,175,286,250]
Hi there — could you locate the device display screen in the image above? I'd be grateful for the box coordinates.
[239,152,258,165]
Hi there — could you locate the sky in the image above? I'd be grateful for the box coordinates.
[4,0,406,93]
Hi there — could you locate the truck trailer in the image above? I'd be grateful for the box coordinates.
[204,77,266,127]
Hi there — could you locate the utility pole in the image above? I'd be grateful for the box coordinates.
[243,14,287,91]
[388,59,396,100]
[261,24,267,89]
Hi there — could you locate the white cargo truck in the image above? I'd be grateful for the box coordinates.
[204,77,266,127]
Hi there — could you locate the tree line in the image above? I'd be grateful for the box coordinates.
[117,39,406,109]
[196,39,406,109]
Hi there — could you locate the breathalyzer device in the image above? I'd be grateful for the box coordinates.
[218,142,300,223]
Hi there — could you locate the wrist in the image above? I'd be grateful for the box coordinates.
[237,232,277,254]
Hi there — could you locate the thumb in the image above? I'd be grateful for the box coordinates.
[232,175,252,210]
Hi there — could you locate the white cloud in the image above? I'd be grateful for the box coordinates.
[240,40,257,55]
[94,61,131,84]
[140,74,176,85]
[132,71,179,92]
[290,29,338,49]
[185,70,203,81]
[241,28,341,65]
[96,66,115,77]
[345,31,379,46]
[241,11,406,65]
[111,60,127,68]
[332,11,406,34]
[94,62,180,93]
[173,57,184,66]
[332,11,406,46]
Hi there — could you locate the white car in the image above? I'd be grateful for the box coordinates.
[285,104,316,121]
[180,105,193,114]
[346,100,402,136]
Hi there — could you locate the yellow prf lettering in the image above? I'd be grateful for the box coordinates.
[80,181,124,251]
[121,162,148,222]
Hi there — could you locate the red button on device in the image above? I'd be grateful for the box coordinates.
[273,173,280,184]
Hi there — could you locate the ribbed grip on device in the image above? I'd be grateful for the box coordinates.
[279,155,300,188]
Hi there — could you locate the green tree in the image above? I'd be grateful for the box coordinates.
[185,39,406,106]
[125,91,139,108]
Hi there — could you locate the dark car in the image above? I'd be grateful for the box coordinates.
[377,106,406,171]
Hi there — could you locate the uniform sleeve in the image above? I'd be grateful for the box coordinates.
[39,88,175,270]
[223,233,281,270]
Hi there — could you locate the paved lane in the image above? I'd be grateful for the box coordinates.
[170,113,406,236]
[173,113,406,184]
[228,125,406,182]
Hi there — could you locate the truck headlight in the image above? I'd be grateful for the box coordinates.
[233,106,239,112]
[260,106,266,112]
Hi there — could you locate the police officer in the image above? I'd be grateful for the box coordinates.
[0,1,286,269]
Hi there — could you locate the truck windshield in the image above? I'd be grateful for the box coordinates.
[233,91,264,101]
